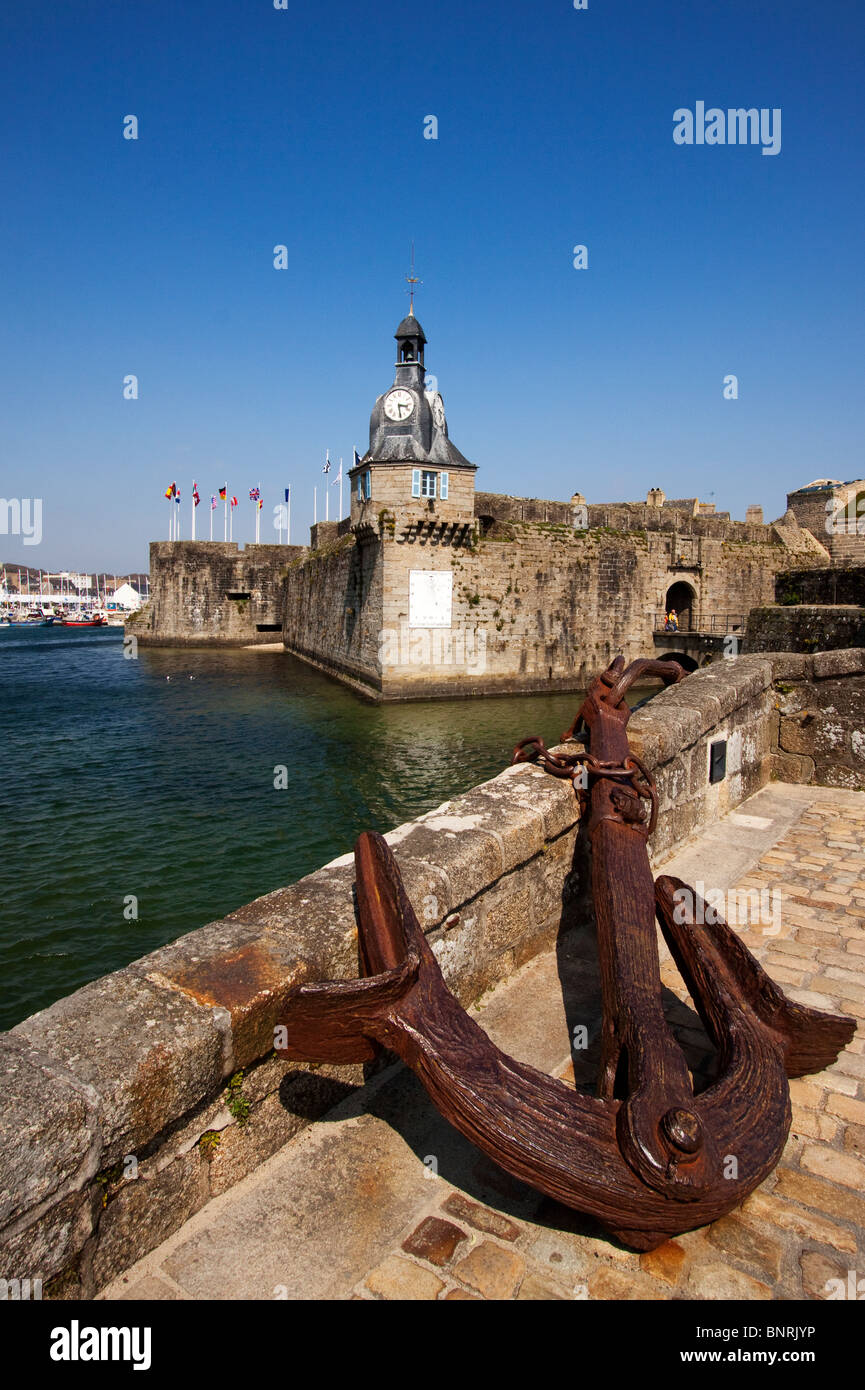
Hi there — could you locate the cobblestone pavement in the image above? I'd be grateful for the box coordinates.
[103,784,865,1301]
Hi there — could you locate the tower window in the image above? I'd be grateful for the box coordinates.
[421,470,437,499]
[357,470,371,502]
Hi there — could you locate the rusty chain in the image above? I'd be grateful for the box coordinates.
[512,737,659,836]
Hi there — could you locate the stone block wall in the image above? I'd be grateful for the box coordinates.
[787,482,865,566]
[746,606,865,655]
[3,650,863,1297]
[353,463,476,527]
[369,523,804,699]
[775,567,865,606]
[282,532,384,694]
[131,542,302,646]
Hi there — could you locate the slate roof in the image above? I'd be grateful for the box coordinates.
[394,314,427,343]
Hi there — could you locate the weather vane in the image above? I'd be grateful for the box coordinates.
[405,241,422,314]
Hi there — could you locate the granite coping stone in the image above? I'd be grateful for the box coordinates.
[0,1035,101,1233]
[225,865,359,968]
[813,648,865,678]
[12,971,227,1167]
[383,821,503,913]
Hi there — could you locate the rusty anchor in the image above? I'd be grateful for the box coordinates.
[274,657,855,1250]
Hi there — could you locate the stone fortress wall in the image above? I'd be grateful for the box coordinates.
[746,566,865,657]
[3,650,863,1298]
[130,541,303,647]
[127,302,863,690]
[280,488,831,701]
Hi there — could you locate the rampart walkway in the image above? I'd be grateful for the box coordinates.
[102,782,865,1302]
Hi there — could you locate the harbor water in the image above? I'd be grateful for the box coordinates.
[0,627,593,1030]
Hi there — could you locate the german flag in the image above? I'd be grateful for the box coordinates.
[219,485,227,500]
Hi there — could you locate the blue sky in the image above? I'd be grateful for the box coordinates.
[0,0,862,570]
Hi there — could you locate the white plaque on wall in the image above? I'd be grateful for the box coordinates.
[409,570,453,629]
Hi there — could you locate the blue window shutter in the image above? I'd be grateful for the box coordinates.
[364,471,371,500]
[356,473,362,501]
[412,468,421,498]
[440,471,449,500]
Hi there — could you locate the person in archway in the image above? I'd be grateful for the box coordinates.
[667,609,678,632]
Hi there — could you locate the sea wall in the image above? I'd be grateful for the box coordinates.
[287,518,818,702]
[281,532,384,694]
[3,650,864,1297]
[370,523,806,700]
[131,542,302,647]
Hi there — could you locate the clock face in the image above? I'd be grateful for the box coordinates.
[384,388,414,422]
[432,395,446,430]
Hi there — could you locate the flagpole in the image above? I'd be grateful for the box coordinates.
[255,486,261,544]
[210,504,213,542]
[287,489,291,546]
[314,487,317,526]
[168,500,172,541]
[191,484,196,541]
[340,459,344,522]
[326,480,329,523]
[224,492,227,542]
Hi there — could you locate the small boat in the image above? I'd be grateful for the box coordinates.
[61,613,107,628]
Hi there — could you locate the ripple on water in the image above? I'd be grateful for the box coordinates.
[1,627,608,1028]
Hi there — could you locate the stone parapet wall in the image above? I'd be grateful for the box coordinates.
[774,566,865,606]
[3,651,864,1297]
[746,606,865,655]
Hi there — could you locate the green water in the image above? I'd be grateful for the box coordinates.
[0,627,592,1029]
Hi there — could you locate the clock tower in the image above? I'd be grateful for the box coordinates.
[349,306,476,532]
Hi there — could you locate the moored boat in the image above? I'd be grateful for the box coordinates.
[61,612,107,627]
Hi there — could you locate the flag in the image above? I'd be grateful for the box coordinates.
[331,462,342,485]
[249,487,260,502]
[257,498,263,511]
[164,483,174,499]
[192,482,200,507]
[210,495,217,510]
[352,448,362,469]
[219,485,227,500]
[230,496,238,508]
[284,487,290,504]
[322,451,331,475]
[175,489,181,504]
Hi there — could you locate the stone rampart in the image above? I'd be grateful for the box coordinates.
[131,542,302,647]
